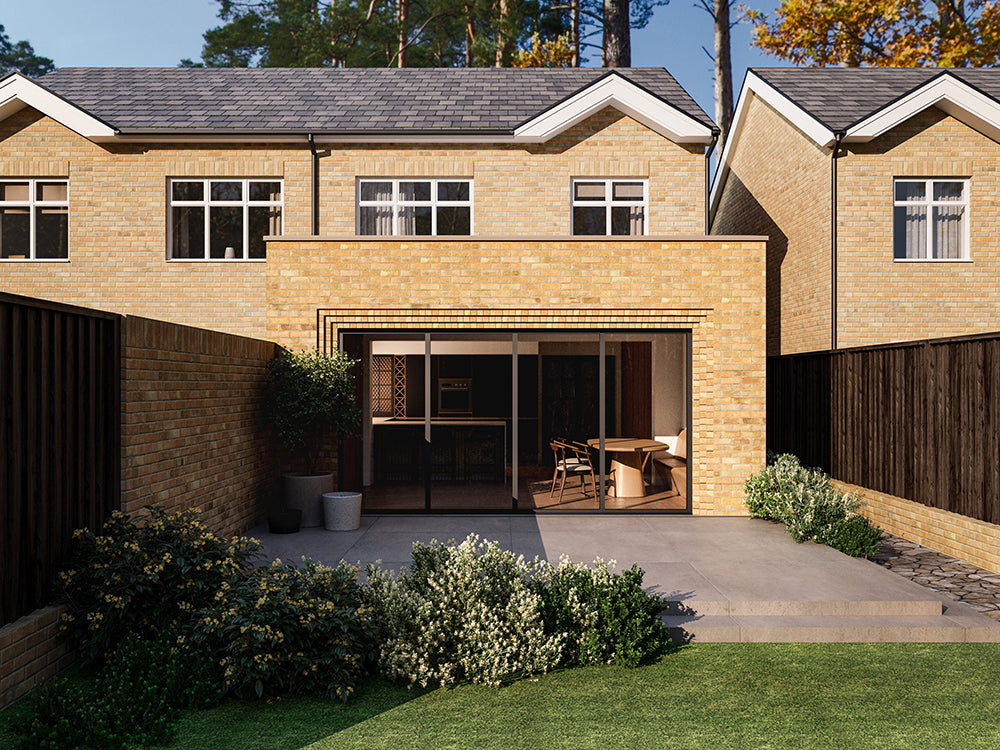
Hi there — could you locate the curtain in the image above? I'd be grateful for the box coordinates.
[893,205,927,259]
[360,182,393,235]
[933,206,963,259]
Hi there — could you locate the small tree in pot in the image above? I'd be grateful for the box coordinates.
[264,348,360,527]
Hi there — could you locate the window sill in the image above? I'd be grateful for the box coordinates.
[166,258,267,263]
[892,258,972,263]
[0,258,70,262]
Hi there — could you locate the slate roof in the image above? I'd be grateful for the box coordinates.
[752,67,1000,132]
[33,67,713,134]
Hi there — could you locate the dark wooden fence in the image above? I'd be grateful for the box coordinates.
[768,332,1000,526]
[1,293,121,626]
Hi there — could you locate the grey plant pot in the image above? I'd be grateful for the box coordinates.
[323,491,362,531]
[282,473,334,528]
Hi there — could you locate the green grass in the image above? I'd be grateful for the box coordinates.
[4,644,1000,749]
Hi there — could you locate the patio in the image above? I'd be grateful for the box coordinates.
[252,514,1000,643]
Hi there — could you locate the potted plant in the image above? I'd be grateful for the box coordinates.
[263,348,360,527]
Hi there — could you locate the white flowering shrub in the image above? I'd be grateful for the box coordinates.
[744,453,882,557]
[365,535,564,688]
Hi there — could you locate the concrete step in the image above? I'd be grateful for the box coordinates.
[661,597,944,618]
[662,607,1000,643]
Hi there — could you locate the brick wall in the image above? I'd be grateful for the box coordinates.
[265,236,768,515]
[1,106,705,340]
[837,109,1000,348]
[0,605,73,709]
[840,481,1000,576]
[712,95,831,356]
[121,316,278,538]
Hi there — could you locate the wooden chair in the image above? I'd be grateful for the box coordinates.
[549,439,598,503]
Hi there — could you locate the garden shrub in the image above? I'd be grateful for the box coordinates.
[13,632,222,750]
[535,558,669,668]
[744,453,882,557]
[193,558,375,700]
[56,507,261,662]
[365,535,564,688]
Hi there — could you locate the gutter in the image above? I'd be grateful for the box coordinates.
[308,134,319,235]
[704,129,720,233]
[831,131,845,351]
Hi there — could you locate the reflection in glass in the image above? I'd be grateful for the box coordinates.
[437,206,470,235]
[0,207,30,258]
[249,181,281,201]
[399,205,432,235]
[573,206,606,235]
[171,206,205,258]
[249,206,280,258]
[438,181,469,202]
[171,182,203,201]
[209,206,243,258]
[399,181,431,202]
[210,181,243,201]
[35,207,68,258]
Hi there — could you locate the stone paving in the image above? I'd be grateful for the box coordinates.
[873,535,1000,622]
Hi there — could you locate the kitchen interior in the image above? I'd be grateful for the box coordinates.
[358,332,689,511]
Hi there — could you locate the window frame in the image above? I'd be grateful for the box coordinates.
[570,178,649,237]
[892,178,971,262]
[167,178,283,262]
[0,178,70,262]
[356,178,474,236]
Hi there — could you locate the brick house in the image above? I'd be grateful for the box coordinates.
[0,67,766,516]
[711,68,1000,575]
[711,67,1000,356]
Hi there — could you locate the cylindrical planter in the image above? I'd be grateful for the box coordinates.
[323,491,362,531]
[267,508,301,535]
[282,473,334,528]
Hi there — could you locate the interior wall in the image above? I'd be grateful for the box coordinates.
[652,333,687,439]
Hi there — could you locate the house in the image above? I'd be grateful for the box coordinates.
[711,67,1000,356]
[0,67,767,516]
[711,68,1000,577]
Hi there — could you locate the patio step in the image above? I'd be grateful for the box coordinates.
[662,608,1000,643]
[661,597,944,618]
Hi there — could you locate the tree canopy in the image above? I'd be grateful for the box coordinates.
[0,24,55,77]
[751,0,1000,67]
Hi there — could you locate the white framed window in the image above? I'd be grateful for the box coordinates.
[893,179,969,261]
[0,179,69,261]
[168,179,282,260]
[571,178,647,236]
[357,178,472,236]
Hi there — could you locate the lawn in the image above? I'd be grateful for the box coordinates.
[6,643,997,750]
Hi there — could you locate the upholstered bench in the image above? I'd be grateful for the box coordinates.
[652,429,687,499]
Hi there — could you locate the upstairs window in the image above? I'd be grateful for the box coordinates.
[893,179,968,260]
[169,179,282,260]
[357,179,472,236]
[0,179,68,260]
[572,179,647,236]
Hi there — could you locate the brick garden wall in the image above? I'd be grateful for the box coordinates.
[122,316,279,538]
[0,606,73,709]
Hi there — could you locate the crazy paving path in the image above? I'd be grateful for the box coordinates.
[875,536,1000,622]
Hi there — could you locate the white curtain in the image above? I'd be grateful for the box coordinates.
[900,206,927,259]
[360,182,393,235]
[933,206,963,259]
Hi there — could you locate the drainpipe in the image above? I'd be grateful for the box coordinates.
[308,134,319,235]
[705,129,720,234]
[831,132,844,351]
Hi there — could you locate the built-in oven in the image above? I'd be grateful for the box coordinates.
[438,378,473,415]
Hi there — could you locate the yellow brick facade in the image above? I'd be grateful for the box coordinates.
[711,95,831,356]
[265,237,767,515]
[1,105,705,341]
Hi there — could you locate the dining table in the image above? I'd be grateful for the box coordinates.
[586,437,669,498]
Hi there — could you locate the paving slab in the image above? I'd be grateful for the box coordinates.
[250,514,1000,642]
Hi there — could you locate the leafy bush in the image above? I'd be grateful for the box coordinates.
[535,558,669,668]
[13,633,222,750]
[365,535,564,688]
[55,507,261,662]
[263,348,360,473]
[193,558,375,700]
[744,453,882,557]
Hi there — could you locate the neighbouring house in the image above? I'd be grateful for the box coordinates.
[0,67,767,517]
[712,67,1000,356]
[711,68,1000,576]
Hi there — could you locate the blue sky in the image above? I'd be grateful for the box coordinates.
[3,0,788,119]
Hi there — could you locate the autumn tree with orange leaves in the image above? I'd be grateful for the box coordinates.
[750,1,1000,66]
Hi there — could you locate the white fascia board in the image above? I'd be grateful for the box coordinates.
[708,71,834,225]
[845,73,1000,143]
[0,73,116,139]
[514,72,713,144]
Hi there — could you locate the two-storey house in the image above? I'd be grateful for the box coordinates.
[0,68,766,516]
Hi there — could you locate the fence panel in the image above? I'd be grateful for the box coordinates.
[0,294,120,626]
[768,333,1000,527]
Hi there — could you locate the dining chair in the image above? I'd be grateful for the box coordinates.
[549,439,598,502]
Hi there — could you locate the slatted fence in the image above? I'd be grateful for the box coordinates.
[768,332,1000,526]
[0,293,121,626]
